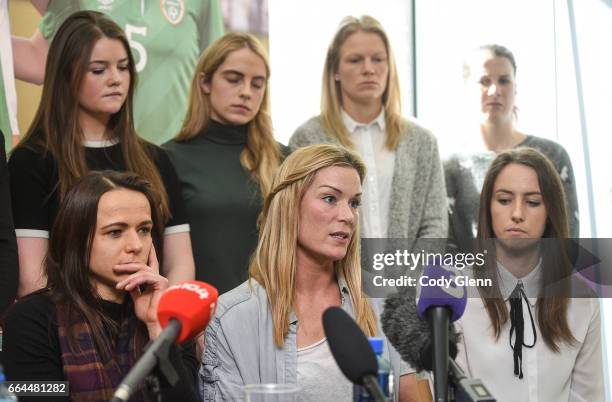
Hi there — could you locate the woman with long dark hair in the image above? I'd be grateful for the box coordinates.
[454,148,602,401]
[2,171,198,402]
[9,11,194,297]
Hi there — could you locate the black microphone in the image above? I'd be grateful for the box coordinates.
[415,265,467,402]
[322,306,386,402]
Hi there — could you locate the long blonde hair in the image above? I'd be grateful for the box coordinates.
[249,144,377,347]
[175,32,281,196]
[320,15,404,150]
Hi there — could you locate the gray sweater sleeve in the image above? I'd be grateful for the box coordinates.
[443,154,475,252]
[288,117,332,150]
[415,132,448,239]
[556,147,580,237]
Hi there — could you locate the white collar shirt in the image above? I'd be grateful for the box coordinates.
[342,108,395,238]
[497,259,542,305]
[454,262,604,402]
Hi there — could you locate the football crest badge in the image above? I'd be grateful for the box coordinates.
[160,0,185,25]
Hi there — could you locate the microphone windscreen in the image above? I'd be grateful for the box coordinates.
[322,306,377,384]
[416,265,467,322]
[381,291,430,372]
[382,291,460,372]
[157,280,219,343]
[419,338,458,372]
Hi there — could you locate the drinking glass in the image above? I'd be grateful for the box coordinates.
[242,383,299,402]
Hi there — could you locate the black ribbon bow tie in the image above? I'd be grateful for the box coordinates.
[509,281,537,379]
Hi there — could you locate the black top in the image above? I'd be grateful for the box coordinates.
[1,291,199,402]
[0,131,18,319]
[8,138,188,237]
[164,121,290,294]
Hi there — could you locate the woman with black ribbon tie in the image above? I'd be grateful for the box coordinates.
[453,147,603,401]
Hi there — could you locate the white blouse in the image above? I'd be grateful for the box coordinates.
[454,263,604,402]
[342,109,395,238]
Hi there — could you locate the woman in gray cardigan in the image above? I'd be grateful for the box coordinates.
[289,16,447,242]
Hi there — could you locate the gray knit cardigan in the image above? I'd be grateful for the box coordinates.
[289,116,448,240]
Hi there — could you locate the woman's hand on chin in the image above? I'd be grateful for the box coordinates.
[114,245,168,338]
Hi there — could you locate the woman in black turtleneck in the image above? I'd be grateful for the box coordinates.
[164,33,288,295]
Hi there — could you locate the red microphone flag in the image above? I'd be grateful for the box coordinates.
[157,280,219,343]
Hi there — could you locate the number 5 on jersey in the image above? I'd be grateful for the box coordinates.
[125,24,148,72]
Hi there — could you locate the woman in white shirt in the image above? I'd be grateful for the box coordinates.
[455,147,603,401]
[289,16,446,242]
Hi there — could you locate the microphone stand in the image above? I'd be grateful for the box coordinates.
[447,359,496,402]
[362,375,387,402]
[431,308,450,402]
[145,375,162,402]
[428,310,495,402]
[110,322,181,402]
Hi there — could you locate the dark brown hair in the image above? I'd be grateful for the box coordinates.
[15,10,169,220]
[45,171,163,358]
[463,43,517,81]
[476,147,575,351]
